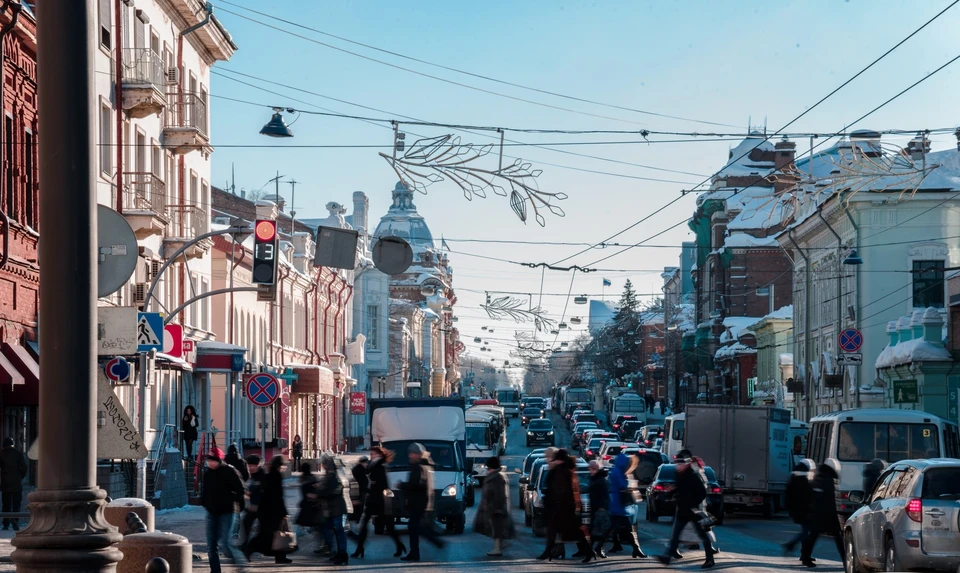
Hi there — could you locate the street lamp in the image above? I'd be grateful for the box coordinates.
[843,249,863,266]
[260,107,296,138]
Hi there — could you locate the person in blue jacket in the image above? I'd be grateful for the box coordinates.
[608,453,647,559]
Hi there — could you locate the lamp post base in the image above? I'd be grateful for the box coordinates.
[11,488,123,573]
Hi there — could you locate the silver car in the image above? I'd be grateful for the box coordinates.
[845,459,960,573]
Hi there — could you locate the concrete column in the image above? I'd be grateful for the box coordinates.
[11,2,123,570]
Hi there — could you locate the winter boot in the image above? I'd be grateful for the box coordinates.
[487,539,503,557]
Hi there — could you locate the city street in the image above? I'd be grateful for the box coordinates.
[0,413,839,573]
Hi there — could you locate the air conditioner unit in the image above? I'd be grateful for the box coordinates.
[132,282,148,306]
[165,67,180,85]
[149,260,161,281]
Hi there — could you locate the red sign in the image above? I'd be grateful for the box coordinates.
[163,324,183,358]
[349,392,366,415]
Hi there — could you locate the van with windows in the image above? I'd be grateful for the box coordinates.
[465,410,499,483]
[661,412,686,460]
[807,408,960,516]
[611,393,646,426]
[789,418,809,469]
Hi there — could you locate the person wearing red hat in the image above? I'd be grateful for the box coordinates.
[201,446,247,573]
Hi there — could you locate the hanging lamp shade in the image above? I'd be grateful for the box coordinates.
[843,249,864,266]
[260,111,294,138]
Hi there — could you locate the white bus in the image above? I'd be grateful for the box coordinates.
[561,386,594,418]
[807,408,960,515]
[611,393,646,424]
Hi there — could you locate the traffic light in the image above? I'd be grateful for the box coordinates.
[253,219,278,284]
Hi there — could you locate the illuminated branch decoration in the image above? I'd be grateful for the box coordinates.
[380,132,567,226]
[510,331,551,359]
[481,296,557,332]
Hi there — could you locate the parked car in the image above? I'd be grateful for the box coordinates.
[597,441,631,465]
[620,420,645,442]
[528,460,590,536]
[571,422,599,448]
[522,457,551,519]
[521,407,546,426]
[517,449,547,509]
[612,415,639,433]
[582,432,619,455]
[646,463,723,525]
[525,419,555,447]
[844,459,960,573]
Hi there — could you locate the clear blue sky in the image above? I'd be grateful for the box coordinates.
[209,0,960,363]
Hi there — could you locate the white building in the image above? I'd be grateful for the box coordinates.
[94,0,235,466]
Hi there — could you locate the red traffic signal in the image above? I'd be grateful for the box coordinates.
[252,219,278,285]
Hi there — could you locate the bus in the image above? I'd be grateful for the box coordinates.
[610,393,646,424]
[494,387,521,417]
[807,408,960,515]
[561,386,594,418]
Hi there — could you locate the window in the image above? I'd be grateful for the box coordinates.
[366,305,378,349]
[887,467,917,498]
[837,422,940,463]
[913,260,945,308]
[98,0,111,49]
[151,143,161,179]
[99,103,112,174]
[944,424,960,459]
[200,278,209,331]
[870,470,897,502]
[24,130,34,229]
[921,467,960,499]
[4,116,12,221]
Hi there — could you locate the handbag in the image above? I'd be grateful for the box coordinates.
[591,508,612,537]
[620,488,639,506]
[272,517,298,553]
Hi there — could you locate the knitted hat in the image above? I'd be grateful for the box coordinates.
[207,447,224,462]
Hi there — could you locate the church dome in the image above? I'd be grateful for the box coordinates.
[373,181,435,251]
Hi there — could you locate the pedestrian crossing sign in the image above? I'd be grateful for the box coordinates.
[136,312,162,352]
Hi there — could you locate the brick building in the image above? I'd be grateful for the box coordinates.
[0,2,39,486]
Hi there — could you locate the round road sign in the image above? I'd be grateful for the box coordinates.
[104,356,130,382]
[839,328,863,353]
[245,373,281,407]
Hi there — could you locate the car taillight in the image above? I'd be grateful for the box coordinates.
[711,486,722,494]
[603,455,611,460]
[906,498,922,522]
[653,484,666,492]
[613,424,620,429]
[586,450,593,455]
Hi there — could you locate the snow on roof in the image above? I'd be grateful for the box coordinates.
[778,353,794,365]
[725,185,791,232]
[766,305,793,320]
[197,341,246,353]
[715,341,757,360]
[714,135,776,181]
[722,233,780,248]
[875,337,952,369]
[720,316,761,343]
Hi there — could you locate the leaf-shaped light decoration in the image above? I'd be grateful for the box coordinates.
[480,296,557,332]
[380,132,567,226]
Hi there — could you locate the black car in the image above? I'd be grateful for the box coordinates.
[525,419,555,446]
[645,464,723,525]
[521,397,546,411]
[517,450,547,508]
[521,407,545,425]
[612,415,638,433]
[619,420,644,441]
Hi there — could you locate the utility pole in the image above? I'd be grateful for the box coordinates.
[286,178,299,236]
[12,2,123,571]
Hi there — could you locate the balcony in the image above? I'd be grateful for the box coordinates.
[162,93,211,157]
[119,172,168,238]
[121,49,167,118]
[163,204,210,260]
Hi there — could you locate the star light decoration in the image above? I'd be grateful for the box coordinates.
[728,136,941,230]
[380,131,567,226]
[480,295,557,333]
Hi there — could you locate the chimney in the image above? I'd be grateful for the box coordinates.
[292,232,315,273]
[352,191,368,237]
[774,136,796,170]
[255,200,279,221]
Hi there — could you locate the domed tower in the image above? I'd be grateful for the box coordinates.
[373,181,435,252]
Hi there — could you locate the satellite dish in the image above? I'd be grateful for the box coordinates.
[372,236,414,275]
[97,204,139,297]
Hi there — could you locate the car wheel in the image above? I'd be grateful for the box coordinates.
[845,530,866,573]
[883,535,900,572]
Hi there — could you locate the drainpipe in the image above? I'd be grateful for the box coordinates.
[817,208,845,405]
[333,278,348,353]
[788,230,812,419]
[312,268,324,364]
[114,0,122,213]
[343,284,355,356]
[0,0,21,270]
[176,2,213,315]
[305,269,320,363]
[277,265,290,365]
[322,273,336,362]
[839,191,862,408]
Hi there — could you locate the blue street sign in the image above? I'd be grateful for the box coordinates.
[104,356,130,382]
[231,354,245,372]
[136,312,163,352]
[839,328,863,353]
[245,373,281,407]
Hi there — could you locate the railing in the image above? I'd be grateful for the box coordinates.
[121,48,165,89]
[122,171,166,215]
[165,204,208,239]
[164,92,208,137]
[148,424,178,468]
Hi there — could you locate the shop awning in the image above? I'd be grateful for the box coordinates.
[194,340,246,373]
[3,343,38,385]
[288,364,335,395]
[0,351,24,386]
[155,352,193,371]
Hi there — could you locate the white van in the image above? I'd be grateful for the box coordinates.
[790,418,809,468]
[661,412,686,460]
[807,408,960,516]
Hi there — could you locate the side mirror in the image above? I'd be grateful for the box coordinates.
[513,468,521,474]
[519,477,528,485]
[848,490,866,505]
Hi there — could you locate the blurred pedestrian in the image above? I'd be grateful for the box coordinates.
[609,453,647,558]
[225,444,249,481]
[782,459,814,557]
[398,443,444,562]
[318,456,349,565]
[295,462,321,532]
[801,459,845,568]
[246,455,294,565]
[536,447,563,560]
[474,456,514,556]
[586,460,611,558]
[292,435,304,472]
[542,449,593,562]
[862,458,884,494]
[241,455,265,553]
[0,437,27,530]
[656,449,715,569]
[352,447,404,559]
[350,456,369,526]
[181,405,198,459]
[200,446,247,573]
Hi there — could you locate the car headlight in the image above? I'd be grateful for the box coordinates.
[442,484,458,497]
[384,489,395,498]
[527,431,534,436]
[547,431,554,435]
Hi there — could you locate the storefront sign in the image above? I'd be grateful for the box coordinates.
[350,391,366,415]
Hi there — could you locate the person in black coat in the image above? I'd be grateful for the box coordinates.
[353,447,404,559]
[181,405,198,459]
[200,447,247,573]
[318,456,350,565]
[241,455,265,553]
[225,444,249,481]
[801,460,845,567]
[350,456,369,524]
[0,437,27,531]
[246,455,293,565]
[656,449,715,569]
[587,460,611,557]
[398,443,444,562]
[782,459,813,556]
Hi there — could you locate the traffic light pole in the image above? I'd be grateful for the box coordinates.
[12,2,123,571]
